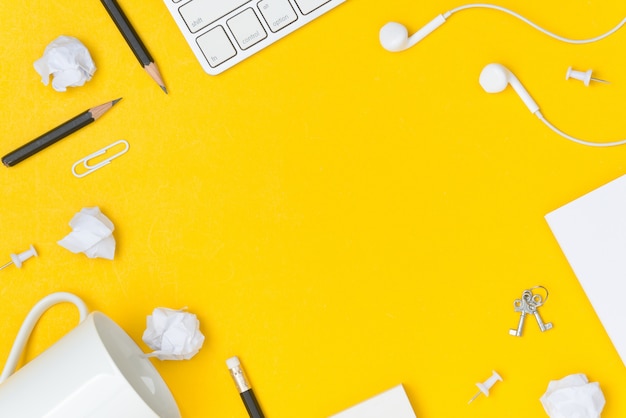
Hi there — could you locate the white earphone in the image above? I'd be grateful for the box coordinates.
[479,63,626,147]
[379,16,447,52]
[479,64,539,114]
[380,4,626,52]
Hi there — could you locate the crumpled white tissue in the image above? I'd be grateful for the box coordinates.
[34,35,96,92]
[540,374,605,418]
[142,308,205,360]
[57,207,116,260]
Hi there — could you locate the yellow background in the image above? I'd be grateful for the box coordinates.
[1,0,625,416]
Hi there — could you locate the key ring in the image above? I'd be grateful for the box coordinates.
[530,285,549,307]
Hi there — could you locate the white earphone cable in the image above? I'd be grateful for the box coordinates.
[535,111,626,147]
[446,4,626,44]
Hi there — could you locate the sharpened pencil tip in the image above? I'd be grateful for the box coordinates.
[161,85,168,94]
[112,98,123,106]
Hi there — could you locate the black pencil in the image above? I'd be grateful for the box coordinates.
[2,99,122,167]
[227,356,265,418]
[100,0,167,93]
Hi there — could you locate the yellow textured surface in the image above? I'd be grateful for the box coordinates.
[1,0,626,417]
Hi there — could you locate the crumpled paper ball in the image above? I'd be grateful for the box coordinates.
[540,374,605,418]
[34,35,96,92]
[57,207,116,260]
[142,308,205,360]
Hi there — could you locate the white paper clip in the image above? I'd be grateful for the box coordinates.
[72,140,129,178]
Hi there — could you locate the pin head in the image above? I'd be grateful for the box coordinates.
[468,370,503,404]
[566,66,609,86]
[1,245,38,271]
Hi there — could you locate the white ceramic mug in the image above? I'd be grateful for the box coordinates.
[0,292,181,418]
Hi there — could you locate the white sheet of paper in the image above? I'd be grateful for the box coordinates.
[545,174,626,367]
[328,385,416,418]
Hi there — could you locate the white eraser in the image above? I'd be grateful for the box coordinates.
[329,384,417,418]
[226,356,241,369]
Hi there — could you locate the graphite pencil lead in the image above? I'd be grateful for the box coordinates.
[144,62,167,94]
[90,99,123,120]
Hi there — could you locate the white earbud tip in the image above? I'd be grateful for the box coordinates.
[379,22,409,52]
[479,63,509,93]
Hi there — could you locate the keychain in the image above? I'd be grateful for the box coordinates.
[509,286,553,337]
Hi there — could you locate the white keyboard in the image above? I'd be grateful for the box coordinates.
[162,0,345,75]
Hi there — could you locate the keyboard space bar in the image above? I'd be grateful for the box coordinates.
[180,0,250,34]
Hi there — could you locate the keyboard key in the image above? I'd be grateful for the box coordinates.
[227,8,267,50]
[257,0,298,33]
[180,0,250,34]
[196,26,237,67]
[293,0,331,15]
[163,0,345,75]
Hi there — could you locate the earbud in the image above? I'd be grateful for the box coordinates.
[379,22,409,52]
[379,15,447,52]
[479,63,539,114]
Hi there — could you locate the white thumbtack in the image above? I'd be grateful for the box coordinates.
[566,67,609,86]
[0,245,38,271]
[468,370,503,404]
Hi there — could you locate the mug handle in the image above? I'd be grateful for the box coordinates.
[0,292,89,383]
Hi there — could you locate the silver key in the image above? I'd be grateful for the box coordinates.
[510,287,553,336]
[528,303,553,332]
[509,294,530,337]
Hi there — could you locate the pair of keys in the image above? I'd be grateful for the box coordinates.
[509,287,553,337]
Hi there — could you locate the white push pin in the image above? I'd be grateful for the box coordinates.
[468,370,503,404]
[566,67,609,86]
[0,245,38,271]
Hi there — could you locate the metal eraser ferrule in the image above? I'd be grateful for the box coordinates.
[228,364,251,393]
